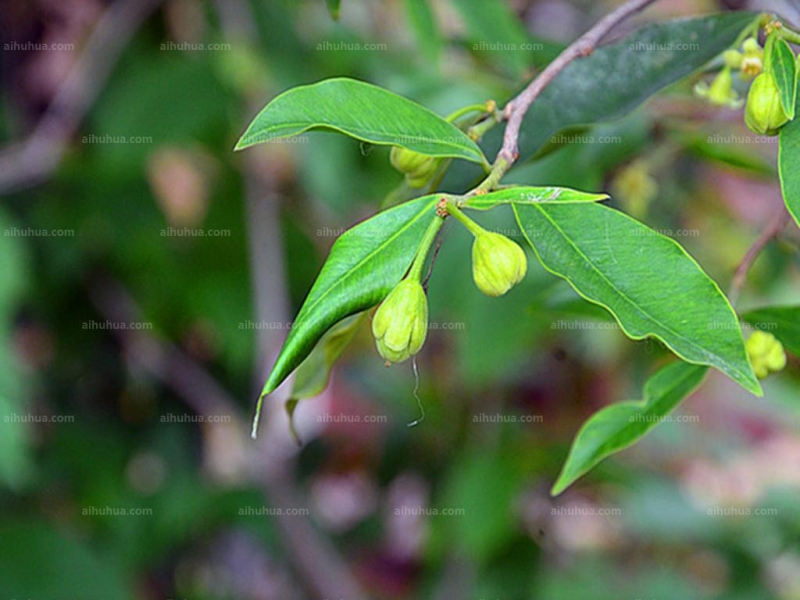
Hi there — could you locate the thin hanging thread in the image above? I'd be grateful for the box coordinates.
[407,356,425,427]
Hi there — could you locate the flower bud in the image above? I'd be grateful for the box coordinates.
[390,147,440,188]
[723,49,743,69]
[372,279,428,363]
[390,146,431,174]
[406,156,439,188]
[739,38,764,80]
[745,72,790,136]
[612,159,657,219]
[471,231,527,297]
[746,331,787,379]
[742,37,762,56]
[694,67,742,108]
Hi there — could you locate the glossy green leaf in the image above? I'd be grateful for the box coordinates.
[253,195,439,436]
[499,13,759,162]
[236,78,486,164]
[325,0,341,20]
[769,37,797,120]
[405,0,442,63]
[513,202,761,395]
[779,78,800,228]
[741,306,800,357]
[552,362,707,496]
[285,313,365,445]
[463,186,607,211]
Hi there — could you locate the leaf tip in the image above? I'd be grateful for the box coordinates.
[233,136,250,152]
[251,392,269,439]
[550,480,569,497]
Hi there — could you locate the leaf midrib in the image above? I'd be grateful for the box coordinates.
[243,121,480,159]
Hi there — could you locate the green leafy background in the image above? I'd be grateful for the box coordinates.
[1,1,799,599]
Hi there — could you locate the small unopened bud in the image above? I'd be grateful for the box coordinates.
[612,160,657,219]
[694,67,742,108]
[742,37,762,56]
[746,331,787,379]
[739,38,764,79]
[723,49,743,69]
[745,71,790,135]
[472,231,527,297]
[390,146,430,174]
[390,147,440,188]
[372,279,428,363]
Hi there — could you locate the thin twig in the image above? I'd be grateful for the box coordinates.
[483,0,660,184]
[730,206,792,305]
[0,0,166,194]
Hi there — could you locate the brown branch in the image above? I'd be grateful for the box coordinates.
[730,206,792,305]
[0,0,166,194]
[495,0,660,169]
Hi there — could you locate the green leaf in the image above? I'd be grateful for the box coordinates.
[285,312,365,445]
[552,362,707,496]
[501,13,759,162]
[741,306,800,357]
[404,0,442,63]
[236,78,486,164]
[779,78,800,228]
[769,37,797,120]
[254,195,439,434]
[325,0,341,20]
[513,202,761,395]
[462,186,607,211]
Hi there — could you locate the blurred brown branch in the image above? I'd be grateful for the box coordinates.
[730,206,792,305]
[470,0,660,192]
[0,0,165,194]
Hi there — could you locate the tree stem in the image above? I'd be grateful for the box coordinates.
[469,0,660,194]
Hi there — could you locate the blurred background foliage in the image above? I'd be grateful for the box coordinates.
[1,0,799,599]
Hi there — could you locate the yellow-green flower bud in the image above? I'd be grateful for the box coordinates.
[612,160,658,219]
[390,147,430,174]
[372,279,428,363]
[742,37,762,57]
[390,147,440,188]
[723,49,743,69]
[745,72,790,135]
[739,37,764,80]
[746,331,787,379]
[694,67,742,108]
[471,231,527,297]
[406,156,439,188]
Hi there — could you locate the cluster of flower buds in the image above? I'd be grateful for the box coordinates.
[725,37,765,80]
[390,147,440,188]
[746,331,787,379]
[694,37,765,109]
[370,202,529,363]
